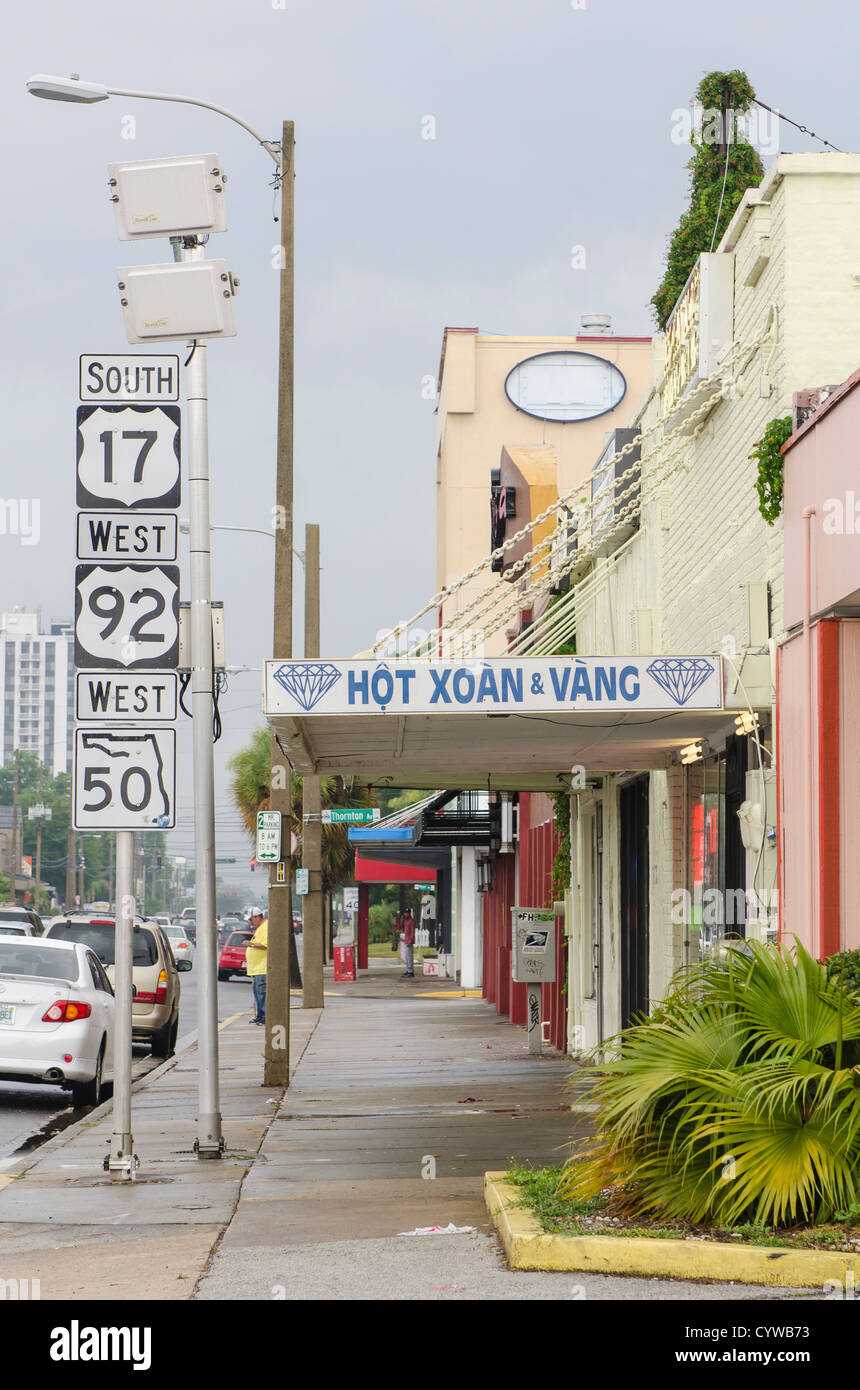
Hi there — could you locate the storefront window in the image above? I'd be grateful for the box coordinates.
[687,756,727,957]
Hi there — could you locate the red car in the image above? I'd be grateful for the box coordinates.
[218,930,252,982]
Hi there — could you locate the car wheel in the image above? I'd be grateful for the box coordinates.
[151,1014,176,1058]
[218,970,229,982]
[71,1041,104,1108]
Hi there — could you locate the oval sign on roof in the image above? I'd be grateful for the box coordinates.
[504,350,627,423]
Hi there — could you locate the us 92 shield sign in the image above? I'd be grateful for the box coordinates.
[74,728,176,830]
[76,403,180,509]
[74,563,179,669]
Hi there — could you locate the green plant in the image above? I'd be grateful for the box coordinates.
[551,791,571,895]
[560,940,860,1228]
[826,950,860,998]
[651,71,764,329]
[751,415,793,524]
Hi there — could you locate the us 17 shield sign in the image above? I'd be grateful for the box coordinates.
[76,403,181,509]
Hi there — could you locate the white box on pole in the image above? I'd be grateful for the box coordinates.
[117,260,237,343]
[108,154,228,241]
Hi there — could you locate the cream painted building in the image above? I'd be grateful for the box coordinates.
[434,325,652,655]
[565,153,860,1052]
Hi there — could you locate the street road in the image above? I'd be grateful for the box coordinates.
[0,969,254,1162]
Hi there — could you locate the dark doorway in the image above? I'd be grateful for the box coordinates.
[724,734,749,937]
[620,777,649,1028]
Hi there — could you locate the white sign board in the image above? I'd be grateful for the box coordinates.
[76,512,178,562]
[76,672,178,722]
[79,355,180,403]
[264,656,725,717]
[256,811,282,863]
[76,403,181,509]
[343,887,359,914]
[74,727,176,830]
[511,908,556,984]
[74,563,179,670]
[295,868,309,896]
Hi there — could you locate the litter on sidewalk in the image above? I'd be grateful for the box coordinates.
[399,1222,477,1236]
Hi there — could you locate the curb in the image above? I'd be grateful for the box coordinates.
[484,1172,858,1288]
[0,1015,241,1185]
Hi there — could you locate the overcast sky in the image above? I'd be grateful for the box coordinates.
[2,0,853,890]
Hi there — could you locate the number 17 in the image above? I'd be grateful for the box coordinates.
[98,430,157,483]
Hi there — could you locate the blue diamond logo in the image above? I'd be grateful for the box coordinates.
[646,657,714,706]
[273,662,342,711]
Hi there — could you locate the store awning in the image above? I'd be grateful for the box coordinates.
[262,655,750,791]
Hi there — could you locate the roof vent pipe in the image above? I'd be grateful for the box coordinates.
[580,313,612,336]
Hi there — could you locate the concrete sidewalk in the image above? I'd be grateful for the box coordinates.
[0,970,814,1300]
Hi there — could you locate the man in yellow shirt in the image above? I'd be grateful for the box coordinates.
[245,908,268,1025]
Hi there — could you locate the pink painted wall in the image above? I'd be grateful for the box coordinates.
[784,374,860,629]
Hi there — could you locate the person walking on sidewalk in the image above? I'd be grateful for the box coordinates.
[400,908,416,979]
[245,908,268,1023]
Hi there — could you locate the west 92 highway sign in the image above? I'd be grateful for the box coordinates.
[74,563,180,670]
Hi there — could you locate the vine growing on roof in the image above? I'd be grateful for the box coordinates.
[651,70,764,329]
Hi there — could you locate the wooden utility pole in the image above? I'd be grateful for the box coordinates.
[265,120,296,1088]
[302,524,324,1008]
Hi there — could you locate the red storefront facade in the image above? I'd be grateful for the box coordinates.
[481,793,567,1053]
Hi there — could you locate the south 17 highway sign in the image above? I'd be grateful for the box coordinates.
[74,728,176,831]
[76,403,180,509]
[74,562,179,670]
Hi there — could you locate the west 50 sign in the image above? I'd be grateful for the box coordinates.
[264,656,724,716]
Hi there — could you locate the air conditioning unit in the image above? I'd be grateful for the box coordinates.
[590,428,640,557]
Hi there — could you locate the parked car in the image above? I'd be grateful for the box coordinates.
[163,924,194,969]
[0,934,114,1106]
[0,905,44,936]
[44,916,180,1057]
[218,930,252,981]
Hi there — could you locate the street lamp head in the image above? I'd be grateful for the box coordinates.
[26,73,109,103]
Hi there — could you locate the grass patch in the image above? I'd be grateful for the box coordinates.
[504,1163,860,1252]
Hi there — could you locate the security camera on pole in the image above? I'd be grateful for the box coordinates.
[105,152,238,1160]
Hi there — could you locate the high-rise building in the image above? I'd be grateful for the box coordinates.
[0,611,74,775]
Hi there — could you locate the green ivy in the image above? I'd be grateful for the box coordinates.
[750,415,793,524]
[651,70,764,329]
[551,791,571,895]
[826,951,860,999]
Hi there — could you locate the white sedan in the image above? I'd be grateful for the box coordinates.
[0,935,115,1107]
[164,924,194,969]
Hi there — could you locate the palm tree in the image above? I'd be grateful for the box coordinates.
[561,940,860,1228]
[227,727,376,891]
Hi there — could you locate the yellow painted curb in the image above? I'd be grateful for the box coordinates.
[484,1172,859,1288]
[421,989,484,998]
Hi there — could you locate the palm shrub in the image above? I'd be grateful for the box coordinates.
[560,941,860,1228]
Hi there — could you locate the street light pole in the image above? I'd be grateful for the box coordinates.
[174,234,224,1157]
[27,71,297,1098]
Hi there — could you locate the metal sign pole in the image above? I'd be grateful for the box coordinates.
[181,241,223,1158]
[527,983,542,1055]
[108,829,136,1178]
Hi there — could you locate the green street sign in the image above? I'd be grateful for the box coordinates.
[215,857,236,863]
[321,807,381,825]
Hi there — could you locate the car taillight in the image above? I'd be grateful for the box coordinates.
[42,1000,92,1022]
[155,969,168,1004]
